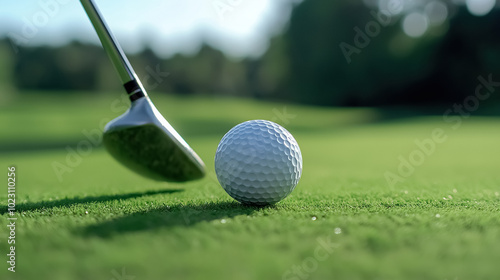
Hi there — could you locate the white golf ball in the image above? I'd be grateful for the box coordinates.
[215,120,302,205]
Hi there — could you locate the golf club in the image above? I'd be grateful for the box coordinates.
[80,0,205,182]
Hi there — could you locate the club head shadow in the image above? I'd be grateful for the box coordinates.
[102,97,206,182]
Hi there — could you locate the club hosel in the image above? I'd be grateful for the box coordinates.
[124,78,147,102]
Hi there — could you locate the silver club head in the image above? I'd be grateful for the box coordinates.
[103,97,205,182]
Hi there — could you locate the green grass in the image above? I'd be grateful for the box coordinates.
[1,92,499,280]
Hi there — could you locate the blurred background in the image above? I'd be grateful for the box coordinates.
[1,0,499,108]
[2,2,500,279]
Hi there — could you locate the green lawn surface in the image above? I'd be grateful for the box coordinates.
[1,92,499,280]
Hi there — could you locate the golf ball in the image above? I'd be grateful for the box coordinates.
[215,120,302,205]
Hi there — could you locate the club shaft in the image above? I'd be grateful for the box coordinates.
[80,0,146,101]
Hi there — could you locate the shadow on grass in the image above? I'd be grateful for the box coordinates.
[1,189,183,214]
[82,201,269,237]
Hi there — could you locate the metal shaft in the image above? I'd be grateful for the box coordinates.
[80,0,146,101]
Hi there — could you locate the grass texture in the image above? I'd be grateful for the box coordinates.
[1,93,499,280]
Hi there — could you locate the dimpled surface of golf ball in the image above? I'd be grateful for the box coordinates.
[215,120,302,205]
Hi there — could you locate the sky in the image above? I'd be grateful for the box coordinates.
[0,0,298,58]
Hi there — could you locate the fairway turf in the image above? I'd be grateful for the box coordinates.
[1,93,500,280]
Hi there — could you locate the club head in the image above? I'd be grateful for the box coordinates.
[102,97,205,182]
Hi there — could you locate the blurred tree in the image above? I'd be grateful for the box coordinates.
[150,45,249,96]
[419,7,500,105]
[250,36,290,100]
[0,39,17,102]
[279,0,500,106]
[281,1,439,106]
[13,42,104,91]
